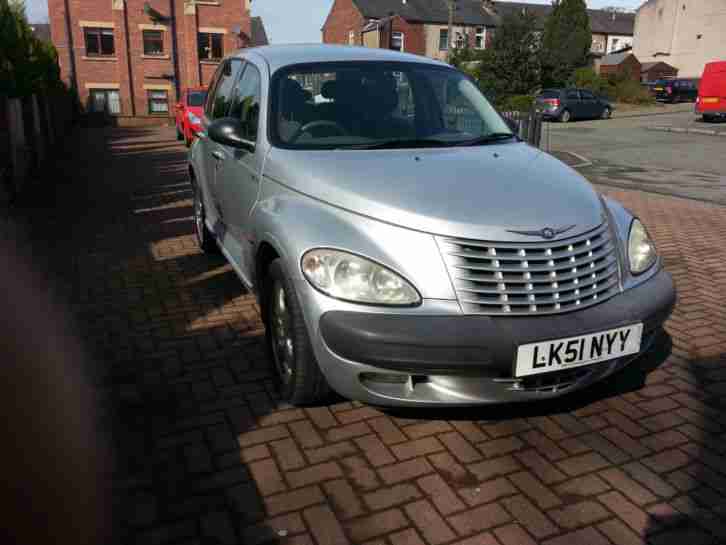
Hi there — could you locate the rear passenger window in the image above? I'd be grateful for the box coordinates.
[206,59,243,120]
[566,90,580,100]
[580,90,595,100]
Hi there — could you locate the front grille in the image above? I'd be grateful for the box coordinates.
[438,223,621,315]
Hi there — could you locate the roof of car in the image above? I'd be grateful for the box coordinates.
[239,44,447,73]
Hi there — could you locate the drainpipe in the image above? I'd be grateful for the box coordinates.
[169,0,181,101]
[62,0,78,96]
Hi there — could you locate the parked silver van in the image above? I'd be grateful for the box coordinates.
[188,45,675,407]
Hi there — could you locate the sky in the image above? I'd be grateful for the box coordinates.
[26,0,643,40]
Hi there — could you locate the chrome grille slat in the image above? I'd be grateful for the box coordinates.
[439,223,609,251]
[454,262,617,285]
[457,269,617,295]
[450,251,616,274]
[439,223,620,315]
[446,237,611,261]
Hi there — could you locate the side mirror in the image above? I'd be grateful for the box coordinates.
[208,117,255,152]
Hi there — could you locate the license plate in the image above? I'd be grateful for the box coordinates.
[515,324,643,378]
[702,97,719,104]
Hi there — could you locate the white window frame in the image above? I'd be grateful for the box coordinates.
[475,27,486,49]
[391,31,404,52]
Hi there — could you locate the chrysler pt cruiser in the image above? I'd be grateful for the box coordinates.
[189,45,676,406]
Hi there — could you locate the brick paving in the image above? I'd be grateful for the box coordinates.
[7,127,726,545]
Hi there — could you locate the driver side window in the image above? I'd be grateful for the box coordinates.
[229,63,262,142]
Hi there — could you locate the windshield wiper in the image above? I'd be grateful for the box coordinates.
[342,139,452,150]
[454,133,517,146]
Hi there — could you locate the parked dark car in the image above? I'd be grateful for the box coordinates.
[536,88,613,122]
[652,78,699,103]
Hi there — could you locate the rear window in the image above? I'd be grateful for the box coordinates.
[540,90,560,99]
[188,91,207,107]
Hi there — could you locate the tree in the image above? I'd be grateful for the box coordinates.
[540,0,592,87]
[0,0,63,98]
[473,10,541,105]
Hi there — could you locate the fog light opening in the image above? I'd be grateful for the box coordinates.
[360,373,409,385]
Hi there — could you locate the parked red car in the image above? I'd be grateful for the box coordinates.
[696,61,726,122]
[175,88,207,146]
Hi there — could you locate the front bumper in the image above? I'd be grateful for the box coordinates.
[315,269,675,406]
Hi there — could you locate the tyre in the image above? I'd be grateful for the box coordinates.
[193,183,219,254]
[703,114,714,123]
[559,109,572,123]
[185,133,192,148]
[176,124,184,141]
[601,106,612,120]
[265,258,331,406]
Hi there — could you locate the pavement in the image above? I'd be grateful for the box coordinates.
[5,126,726,545]
[546,107,726,205]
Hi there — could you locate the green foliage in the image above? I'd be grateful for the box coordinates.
[0,0,64,98]
[449,47,487,70]
[500,94,535,113]
[611,77,655,105]
[469,10,541,107]
[568,67,615,99]
[540,0,592,87]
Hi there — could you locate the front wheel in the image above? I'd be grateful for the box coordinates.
[193,184,219,254]
[559,109,572,123]
[266,259,331,405]
[601,106,612,120]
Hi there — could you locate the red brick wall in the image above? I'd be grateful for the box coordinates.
[48,0,251,120]
[322,0,365,45]
[390,17,425,56]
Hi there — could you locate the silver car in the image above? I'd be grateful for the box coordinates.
[189,45,676,407]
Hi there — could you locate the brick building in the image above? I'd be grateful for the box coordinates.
[322,0,635,62]
[49,0,268,122]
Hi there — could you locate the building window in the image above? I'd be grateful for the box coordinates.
[475,27,485,49]
[391,31,404,52]
[348,30,355,45]
[198,32,223,61]
[89,89,121,115]
[84,27,115,56]
[439,29,448,51]
[456,32,466,49]
[143,30,164,56]
[148,90,169,114]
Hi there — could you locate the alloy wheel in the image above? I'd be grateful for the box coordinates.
[270,281,295,385]
[194,188,205,247]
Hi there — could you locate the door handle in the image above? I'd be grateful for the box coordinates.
[211,150,225,161]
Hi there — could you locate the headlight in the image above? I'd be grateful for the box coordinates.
[187,111,201,125]
[628,219,657,274]
[301,249,421,306]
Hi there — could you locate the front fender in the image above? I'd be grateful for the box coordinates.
[252,178,457,303]
[602,195,662,290]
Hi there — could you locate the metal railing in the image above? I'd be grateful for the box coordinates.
[500,109,549,151]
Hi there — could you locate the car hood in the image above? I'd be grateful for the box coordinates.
[264,142,606,242]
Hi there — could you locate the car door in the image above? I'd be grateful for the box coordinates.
[565,89,582,119]
[578,89,599,118]
[213,60,264,282]
[199,59,244,231]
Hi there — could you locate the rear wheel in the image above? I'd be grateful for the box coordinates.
[703,114,714,123]
[176,123,184,141]
[559,109,572,123]
[266,259,331,406]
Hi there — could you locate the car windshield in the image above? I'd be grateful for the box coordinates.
[271,61,514,150]
[188,91,207,107]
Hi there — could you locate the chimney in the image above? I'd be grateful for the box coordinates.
[481,0,496,16]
